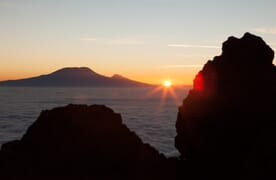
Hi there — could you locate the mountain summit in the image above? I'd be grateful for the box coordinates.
[51,67,99,76]
[0,67,152,87]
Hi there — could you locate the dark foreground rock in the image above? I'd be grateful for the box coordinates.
[175,33,276,179]
[0,104,175,179]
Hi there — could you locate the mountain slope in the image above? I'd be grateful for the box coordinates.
[0,67,152,87]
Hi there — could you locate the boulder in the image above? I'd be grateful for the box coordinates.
[0,104,174,179]
[175,33,276,179]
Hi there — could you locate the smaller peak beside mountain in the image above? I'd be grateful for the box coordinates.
[112,74,128,80]
[111,74,152,87]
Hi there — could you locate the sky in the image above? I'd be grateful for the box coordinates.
[0,0,276,85]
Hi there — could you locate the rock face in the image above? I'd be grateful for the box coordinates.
[0,104,173,179]
[175,33,276,179]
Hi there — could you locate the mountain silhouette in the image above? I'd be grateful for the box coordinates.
[0,67,152,87]
[175,32,276,179]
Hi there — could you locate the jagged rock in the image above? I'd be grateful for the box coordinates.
[0,104,174,179]
[175,33,276,179]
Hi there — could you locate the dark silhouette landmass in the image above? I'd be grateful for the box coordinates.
[0,67,152,87]
[0,104,176,179]
[175,32,276,179]
[0,33,275,179]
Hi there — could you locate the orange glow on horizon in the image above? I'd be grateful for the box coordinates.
[0,65,196,85]
[0,72,194,85]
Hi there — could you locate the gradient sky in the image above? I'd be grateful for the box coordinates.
[1,0,276,85]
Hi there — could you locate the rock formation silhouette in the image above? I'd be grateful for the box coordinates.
[0,104,175,179]
[175,32,276,179]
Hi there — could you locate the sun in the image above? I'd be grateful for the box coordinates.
[146,79,178,106]
[163,80,172,87]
